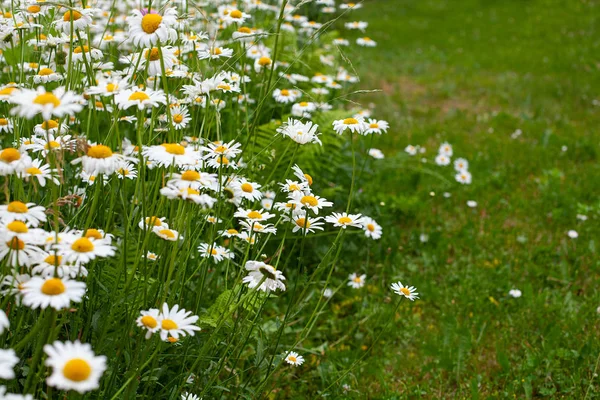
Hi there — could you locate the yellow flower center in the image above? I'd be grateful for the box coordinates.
[141,13,162,34]
[217,84,231,91]
[353,276,362,283]
[213,145,227,153]
[227,229,239,234]
[300,195,318,207]
[27,5,41,13]
[26,167,42,175]
[41,278,65,295]
[106,83,116,92]
[84,229,102,239]
[369,123,379,129]
[241,183,253,193]
[230,9,242,18]
[44,254,62,266]
[400,287,411,296]
[73,45,89,54]
[71,237,94,253]
[258,56,272,66]
[41,120,59,129]
[216,155,229,165]
[63,10,82,21]
[280,89,290,96]
[288,356,297,362]
[367,223,375,232]
[7,237,25,250]
[299,102,308,107]
[62,359,92,382]
[238,27,251,33]
[7,220,28,233]
[343,118,358,125]
[161,319,178,330]
[161,143,185,155]
[0,87,15,95]
[159,229,175,238]
[172,114,184,123]
[304,173,313,185]
[295,218,311,228]
[185,188,199,196]
[145,47,160,61]
[38,68,54,76]
[87,144,113,159]
[128,91,150,102]
[141,315,157,328]
[212,47,222,55]
[181,170,200,181]
[44,141,61,150]
[0,118,8,125]
[338,216,352,225]
[0,148,21,163]
[7,201,28,213]
[146,216,163,226]
[33,93,61,107]
[247,211,262,219]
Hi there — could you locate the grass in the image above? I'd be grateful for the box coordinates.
[333,0,600,397]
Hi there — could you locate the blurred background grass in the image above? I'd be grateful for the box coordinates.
[330,0,600,397]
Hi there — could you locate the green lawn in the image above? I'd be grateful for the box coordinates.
[336,0,600,397]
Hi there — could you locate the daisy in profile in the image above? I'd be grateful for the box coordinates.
[58,236,116,265]
[157,303,200,342]
[0,117,13,133]
[243,261,286,293]
[32,252,87,278]
[21,276,86,310]
[198,243,234,263]
[347,273,366,289]
[153,227,182,241]
[391,281,419,301]
[455,170,472,185]
[115,87,166,110]
[136,308,161,339]
[139,216,168,230]
[0,348,18,379]
[332,116,368,135]
[277,118,322,145]
[292,164,314,187]
[356,37,377,47]
[361,217,382,239]
[44,341,107,393]
[284,351,305,366]
[230,179,263,201]
[10,86,83,120]
[201,140,243,160]
[127,8,178,47]
[325,212,364,229]
[0,201,47,226]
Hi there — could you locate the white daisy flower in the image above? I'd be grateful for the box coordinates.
[332,116,368,135]
[364,119,389,134]
[0,201,46,226]
[54,8,94,33]
[127,8,178,47]
[58,236,116,265]
[288,191,333,214]
[143,143,201,168]
[0,310,8,334]
[347,273,366,289]
[230,179,263,201]
[136,308,161,339]
[508,289,522,298]
[139,216,168,230]
[234,208,275,222]
[368,148,385,159]
[435,154,451,166]
[284,351,305,366]
[44,341,107,393]
[0,147,32,176]
[21,276,86,310]
[157,303,201,342]
[567,230,578,239]
[10,86,83,120]
[391,281,419,301]
[153,227,182,241]
[0,348,18,379]
[438,142,453,157]
[115,87,166,110]
[325,212,364,229]
[243,261,286,293]
[277,118,322,145]
[455,170,472,185]
[454,158,469,171]
[356,37,377,47]
[361,217,382,240]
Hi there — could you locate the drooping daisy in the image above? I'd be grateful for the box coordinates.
[325,212,364,229]
[243,261,286,293]
[21,276,86,310]
[136,308,161,339]
[347,273,366,289]
[361,217,382,240]
[0,348,18,379]
[284,351,305,366]
[127,8,178,47]
[291,164,314,187]
[10,86,83,120]
[44,341,107,393]
[157,303,200,342]
[390,281,419,301]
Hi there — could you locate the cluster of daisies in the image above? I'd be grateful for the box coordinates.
[405,142,473,185]
[0,0,423,397]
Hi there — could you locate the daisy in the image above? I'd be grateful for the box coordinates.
[198,46,233,60]
[139,216,168,230]
[157,303,200,342]
[435,154,450,166]
[115,87,166,110]
[365,119,389,134]
[167,170,218,191]
[289,191,333,214]
[0,201,46,226]
[240,220,277,234]
[292,164,313,187]
[455,170,472,185]
[231,179,263,201]
[243,261,286,293]
[86,77,130,97]
[361,217,382,240]
[32,252,87,278]
[20,159,59,187]
[10,86,83,120]
[0,117,13,133]
[0,147,31,175]
[332,116,368,135]
[390,281,419,301]
[72,144,130,175]
[0,348,18,379]
[284,351,305,366]
[58,236,116,265]
[44,341,107,393]
[54,8,94,33]
[234,208,275,222]
[153,227,182,241]
[201,140,242,159]
[325,212,364,229]
[356,37,377,47]
[0,310,8,334]
[127,8,178,47]
[567,230,578,239]
[509,289,522,298]
[291,101,316,117]
[347,273,366,289]
[143,143,201,168]
[136,308,161,339]
[273,88,300,103]
[141,46,178,76]
[115,162,138,179]
[277,118,322,145]
[32,67,63,84]
[21,276,86,310]
[168,105,190,130]
[439,142,453,157]
[368,148,384,159]
[454,158,469,171]
[287,213,324,234]
[467,200,477,208]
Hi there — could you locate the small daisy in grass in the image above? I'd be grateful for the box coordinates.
[325,212,364,229]
[390,281,419,301]
[364,118,389,134]
[0,348,18,379]
[44,341,107,393]
[284,351,305,366]
[455,169,472,185]
[243,261,286,293]
[136,308,161,339]
[454,158,469,171]
[368,148,385,159]
[0,310,8,334]
[435,154,451,166]
[356,37,377,47]
[347,273,366,289]
[157,303,201,342]
[143,143,201,168]
[198,243,234,263]
[361,217,382,240]
[21,276,86,310]
[438,142,453,157]
[509,289,522,298]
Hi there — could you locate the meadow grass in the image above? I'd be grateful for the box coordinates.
[344,0,600,398]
